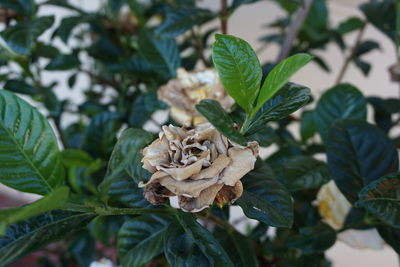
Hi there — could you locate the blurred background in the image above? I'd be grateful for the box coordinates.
[0,0,398,266]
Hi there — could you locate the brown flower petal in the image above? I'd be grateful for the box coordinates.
[143,182,174,205]
[158,176,219,198]
[179,183,224,212]
[192,154,231,180]
[220,144,258,186]
[140,123,259,213]
[214,181,243,208]
[158,159,205,181]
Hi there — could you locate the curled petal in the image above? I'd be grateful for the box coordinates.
[338,229,384,250]
[220,144,258,186]
[159,158,205,181]
[215,181,243,208]
[159,176,219,198]
[179,183,224,213]
[192,154,231,180]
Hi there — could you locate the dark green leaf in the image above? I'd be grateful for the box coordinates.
[4,79,37,95]
[118,214,172,267]
[196,99,247,145]
[0,90,65,195]
[236,160,293,227]
[274,156,331,192]
[221,231,259,267]
[156,7,215,38]
[353,58,371,76]
[69,231,96,267]
[107,57,155,77]
[360,0,395,42]
[68,73,78,88]
[336,17,364,34]
[368,97,393,133]
[83,112,121,158]
[0,16,54,55]
[139,32,180,79]
[246,83,311,135]
[377,226,400,254]
[0,210,94,265]
[300,110,316,143]
[45,54,80,71]
[326,120,399,203]
[176,213,234,266]
[247,126,278,147]
[286,223,336,254]
[164,222,210,266]
[314,84,366,141]
[0,186,69,233]
[98,128,153,206]
[255,54,313,113]
[212,34,262,112]
[353,40,380,57]
[53,15,89,43]
[355,172,400,228]
[34,43,60,59]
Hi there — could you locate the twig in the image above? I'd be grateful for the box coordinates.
[190,29,210,67]
[220,0,228,34]
[276,0,313,62]
[335,23,367,85]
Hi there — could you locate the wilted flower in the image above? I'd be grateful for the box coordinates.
[158,68,234,126]
[140,123,259,212]
[317,181,384,250]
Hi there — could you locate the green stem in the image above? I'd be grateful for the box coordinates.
[93,206,178,216]
[240,113,255,134]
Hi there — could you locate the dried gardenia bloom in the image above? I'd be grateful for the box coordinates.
[158,68,234,126]
[317,181,384,250]
[140,123,259,212]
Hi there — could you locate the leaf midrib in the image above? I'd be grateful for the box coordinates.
[0,106,54,192]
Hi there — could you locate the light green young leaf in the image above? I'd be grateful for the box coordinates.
[254,53,313,113]
[212,34,262,113]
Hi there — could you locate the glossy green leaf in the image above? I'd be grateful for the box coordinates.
[0,210,94,265]
[0,0,35,17]
[355,172,400,228]
[164,223,210,266]
[53,15,89,44]
[326,120,399,203]
[4,79,38,95]
[273,156,331,192]
[155,7,214,38]
[98,128,153,206]
[45,54,80,71]
[139,32,180,79]
[236,160,293,227]
[176,213,234,266]
[196,99,247,145]
[0,16,54,55]
[0,186,69,234]
[300,110,317,143]
[314,84,366,141]
[212,34,262,112]
[246,83,311,135]
[254,53,313,113]
[286,223,336,254]
[0,90,65,195]
[220,231,259,267]
[118,214,172,267]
